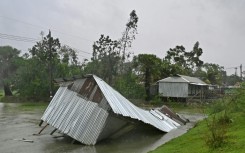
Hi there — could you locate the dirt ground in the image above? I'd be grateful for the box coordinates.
[0,103,205,153]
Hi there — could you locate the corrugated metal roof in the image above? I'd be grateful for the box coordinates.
[158,76,187,83]
[41,75,180,145]
[93,75,180,132]
[158,74,207,85]
[178,75,207,84]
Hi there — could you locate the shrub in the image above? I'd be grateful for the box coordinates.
[205,113,230,149]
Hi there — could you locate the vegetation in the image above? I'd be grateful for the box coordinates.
[2,102,48,113]
[164,42,204,76]
[18,102,48,112]
[0,31,82,101]
[0,10,243,102]
[133,54,162,101]
[0,46,21,96]
[0,9,244,153]
[149,84,245,153]
[0,88,3,99]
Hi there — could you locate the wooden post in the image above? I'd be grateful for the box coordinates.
[38,123,49,134]
[39,120,44,127]
[50,128,57,135]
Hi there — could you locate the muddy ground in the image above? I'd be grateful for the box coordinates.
[0,103,205,153]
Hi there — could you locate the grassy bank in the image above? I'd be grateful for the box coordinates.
[149,86,245,153]
[0,89,3,100]
[0,91,49,113]
[18,102,49,112]
[2,102,49,113]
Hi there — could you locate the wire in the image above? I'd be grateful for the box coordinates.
[0,32,92,59]
[63,44,91,55]
[0,15,93,42]
[62,44,92,59]
[0,33,39,43]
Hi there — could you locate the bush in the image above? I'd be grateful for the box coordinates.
[208,98,228,114]
[150,95,162,106]
[205,113,230,149]
[205,95,233,149]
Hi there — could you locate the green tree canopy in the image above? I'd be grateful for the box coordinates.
[164,41,204,75]
[194,63,225,85]
[133,54,162,101]
[120,10,138,61]
[0,46,21,96]
[91,34,120,85]
[14,31,81,101]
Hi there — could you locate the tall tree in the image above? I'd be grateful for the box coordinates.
[164,41,204,75]
[203,63,224,85]
[59,45,79,65]
[56,45,81,78]
[14,57,50,100]
[92,34,120,85]
[0,46,20,96]
[14,31,81,100]
[30,30,60,63]
[226,74,242,86]
[87,10,138,86]
[194,63,224,85]
[133,54,162,101]
[30,30,61,97]
[120,10,138,61]
[188,41,204,69]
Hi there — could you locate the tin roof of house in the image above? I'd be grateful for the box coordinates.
[41,75,180,145]
[158,74,207,85]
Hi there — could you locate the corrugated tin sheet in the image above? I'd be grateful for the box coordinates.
[158,76,187,83]
[179,75,206,85]
[158,82,188,97]
[41,75,180,145]
[158,74,207,85]
[41,87,109,145]
[93,75,180,132]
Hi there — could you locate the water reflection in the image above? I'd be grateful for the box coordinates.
[43,127,164,153]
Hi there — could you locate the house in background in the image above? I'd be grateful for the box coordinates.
[158,74,208,101]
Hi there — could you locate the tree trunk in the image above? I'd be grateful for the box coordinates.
[4,83,13,96]
[145,69,151,101]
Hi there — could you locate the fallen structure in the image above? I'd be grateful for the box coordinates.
[155,105,189,125]
[41,75,181,145]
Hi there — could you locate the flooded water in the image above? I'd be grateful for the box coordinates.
[0,103,205,153]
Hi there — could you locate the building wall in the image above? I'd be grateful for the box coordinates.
[159,82,188,98]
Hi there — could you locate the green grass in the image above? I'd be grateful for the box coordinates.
[151,113,245,153]
[0,89,4,100]
[150,120,208,153]
[136,99,207,114]
[150,112,245,153]
[18,102,48,112]
[3,102,48,113]
[149,88,245,153]
[164,102,207,114]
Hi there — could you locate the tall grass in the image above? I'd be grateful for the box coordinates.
[149,83,245,153]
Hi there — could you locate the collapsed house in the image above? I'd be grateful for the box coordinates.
[41,75,181,145]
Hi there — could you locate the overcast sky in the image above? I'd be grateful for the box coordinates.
[0,0,245,75]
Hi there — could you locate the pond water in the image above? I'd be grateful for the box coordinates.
[0,103,204,153]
